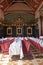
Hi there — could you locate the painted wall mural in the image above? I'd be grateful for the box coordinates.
[4,13,35,24]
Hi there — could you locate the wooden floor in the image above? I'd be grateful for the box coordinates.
[0,43,43,65]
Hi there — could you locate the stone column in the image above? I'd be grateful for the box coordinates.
[38,17,41,36]
[35,2,43,37]
[37,15,43,36]
[40,16,43,35]
[0,6,4,38]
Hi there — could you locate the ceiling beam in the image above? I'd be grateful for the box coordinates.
[25,0,36,10]
[4,10,34,16]
[35,0,43,11]
[5,0,9,4]
[4,0,14,11]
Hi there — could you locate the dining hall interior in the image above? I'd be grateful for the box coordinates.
[0,0,43,65]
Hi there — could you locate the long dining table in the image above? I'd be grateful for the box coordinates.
[0,37,31,58]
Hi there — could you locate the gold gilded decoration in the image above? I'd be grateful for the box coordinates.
[16,16,23,25]
[16,27,22,36]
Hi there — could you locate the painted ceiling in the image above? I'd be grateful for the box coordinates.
[0,0,43,23]
[0,0,43,11]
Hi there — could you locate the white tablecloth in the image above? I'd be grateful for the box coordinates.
[9,38,24,59]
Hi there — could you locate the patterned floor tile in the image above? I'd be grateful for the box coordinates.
[0,55,43,65]
[29,63,34,65]
[38,62,43,65]
[0,43,43,65]
[36,59,41,62]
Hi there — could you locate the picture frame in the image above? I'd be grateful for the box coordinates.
[27,27,32,35]
[7,27,12,35]
[16,27,22,35]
